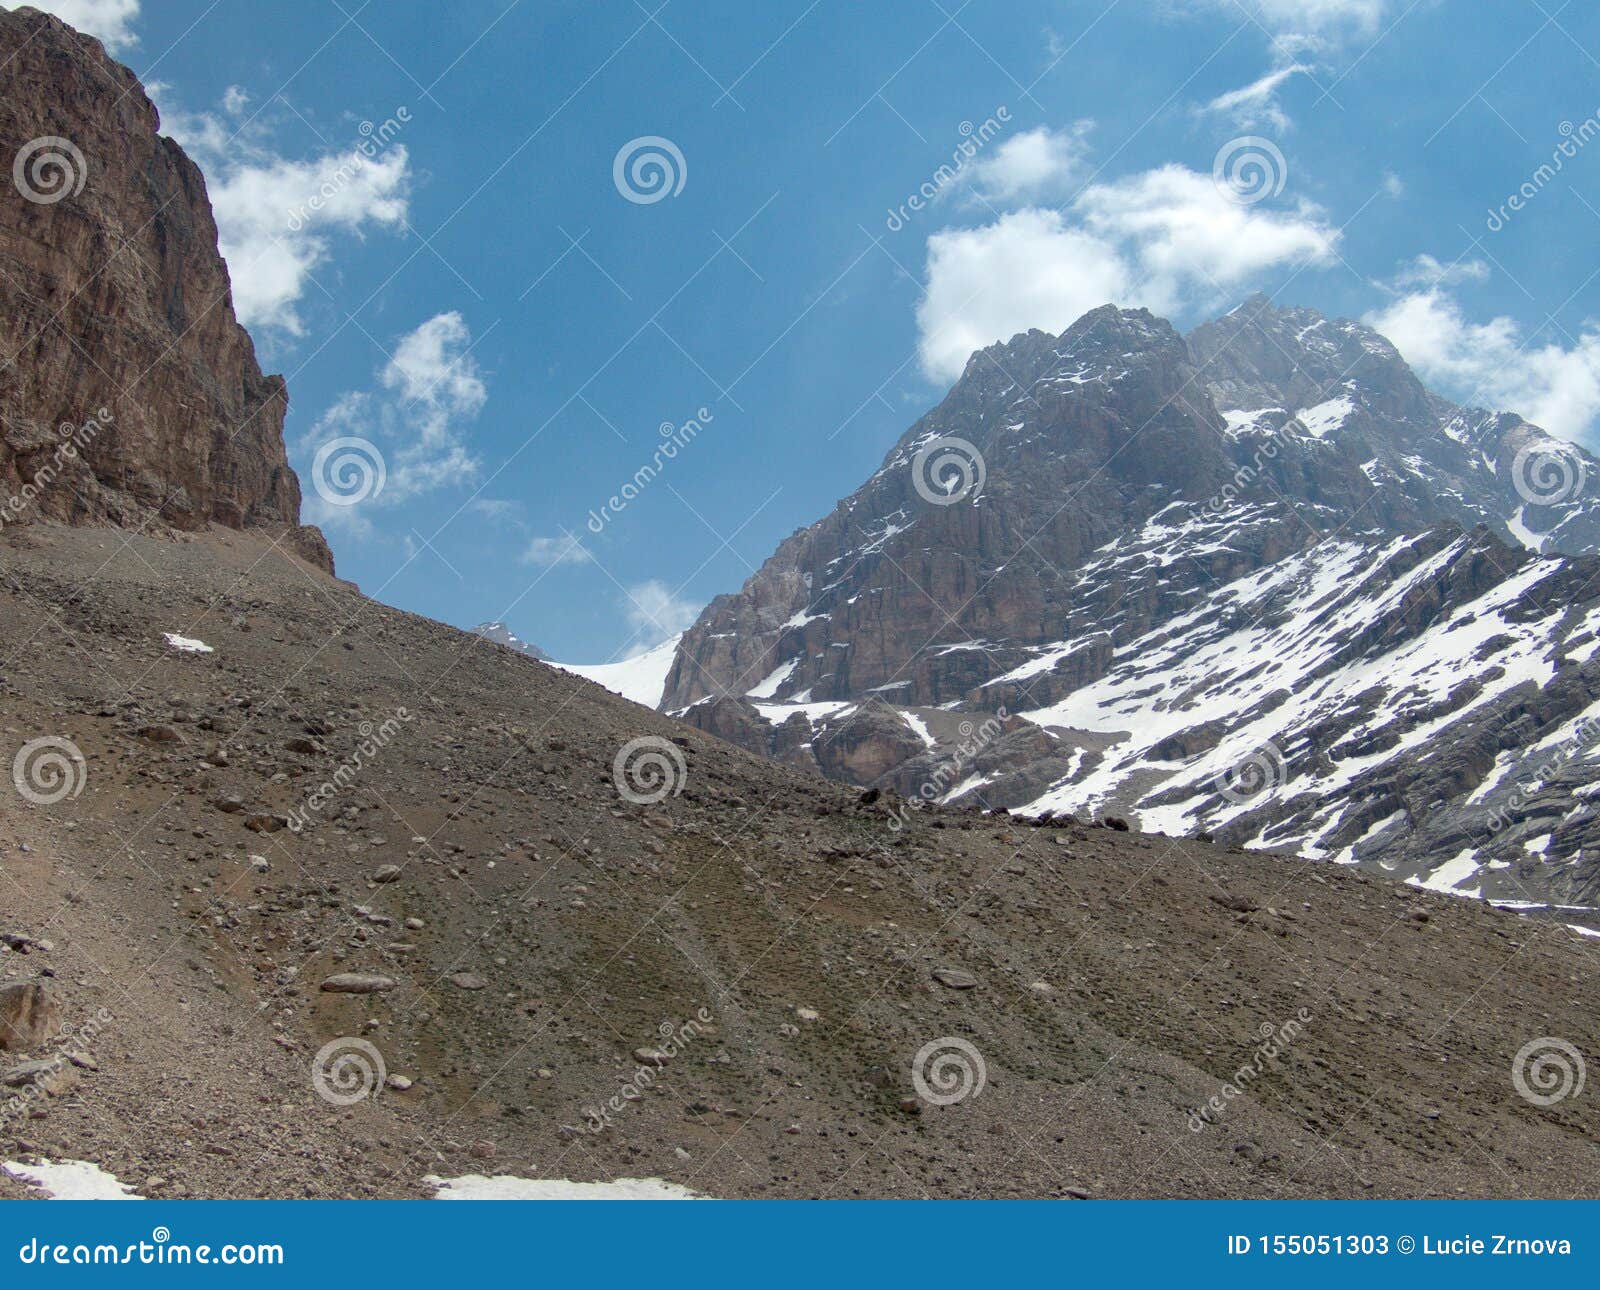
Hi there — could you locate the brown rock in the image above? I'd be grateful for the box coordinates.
[2,1056,79,1096]
[319,973,396,994]
[0,978,62,1051]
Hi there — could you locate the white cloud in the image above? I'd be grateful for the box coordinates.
[466,498,521,525]
[383,311,486,431]
[152,90,411,335]
[1201,63,1309,131]
[1077,166,1336,295]
[918,210,1131,382]
[12,0,139,51]
[1176,0,1387,50]
[1247,0,1387,38]
[960,124,1091,204]
[623,580,701,646]
[301,312,486,513]
[522,535,594,567]
[915,166,1339,380]
[1366,290,1600,440]
[1389,253,1489,290]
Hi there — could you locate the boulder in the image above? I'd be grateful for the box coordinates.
[0,978,61,1052]
[319,973,396,994]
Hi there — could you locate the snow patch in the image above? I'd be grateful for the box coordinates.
[3,1159,141,1199]
[163,633,213,654]
[1409,848,1482,896]
[748,657,799,699]
[426,1174,701,1200]
[1294,396,1354,438]
[902,711,936,748]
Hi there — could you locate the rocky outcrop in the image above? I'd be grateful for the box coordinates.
[0,7,331,570]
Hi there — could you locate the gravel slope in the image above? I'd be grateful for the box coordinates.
[1,522,1598,1199]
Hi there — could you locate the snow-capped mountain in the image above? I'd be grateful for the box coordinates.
[659,297,1600,905]
[471,621,681,708]
[548,633,682,709]
[470,620,549,660]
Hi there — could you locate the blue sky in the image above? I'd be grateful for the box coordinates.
[30,0,1600,661]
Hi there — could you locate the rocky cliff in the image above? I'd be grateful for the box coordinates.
[0,7,331,570]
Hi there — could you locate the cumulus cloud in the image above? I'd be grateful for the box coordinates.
[301,312,486,519]
[623,580,701,646]
[915,166,1339,380]
[918,211,1131,381]
[1366,290,1600,441]
[152,89,411,335]
[522,534,595,567]
[959,124,1091,205]
[11,0,139,50]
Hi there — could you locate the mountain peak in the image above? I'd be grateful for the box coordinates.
[470,621,548,660]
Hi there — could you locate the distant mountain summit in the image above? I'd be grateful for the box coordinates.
[470,621,549,660]
[660,298,1600,904]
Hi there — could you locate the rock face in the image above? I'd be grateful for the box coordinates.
[661,298,1600,903]
[0,7,331,570]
